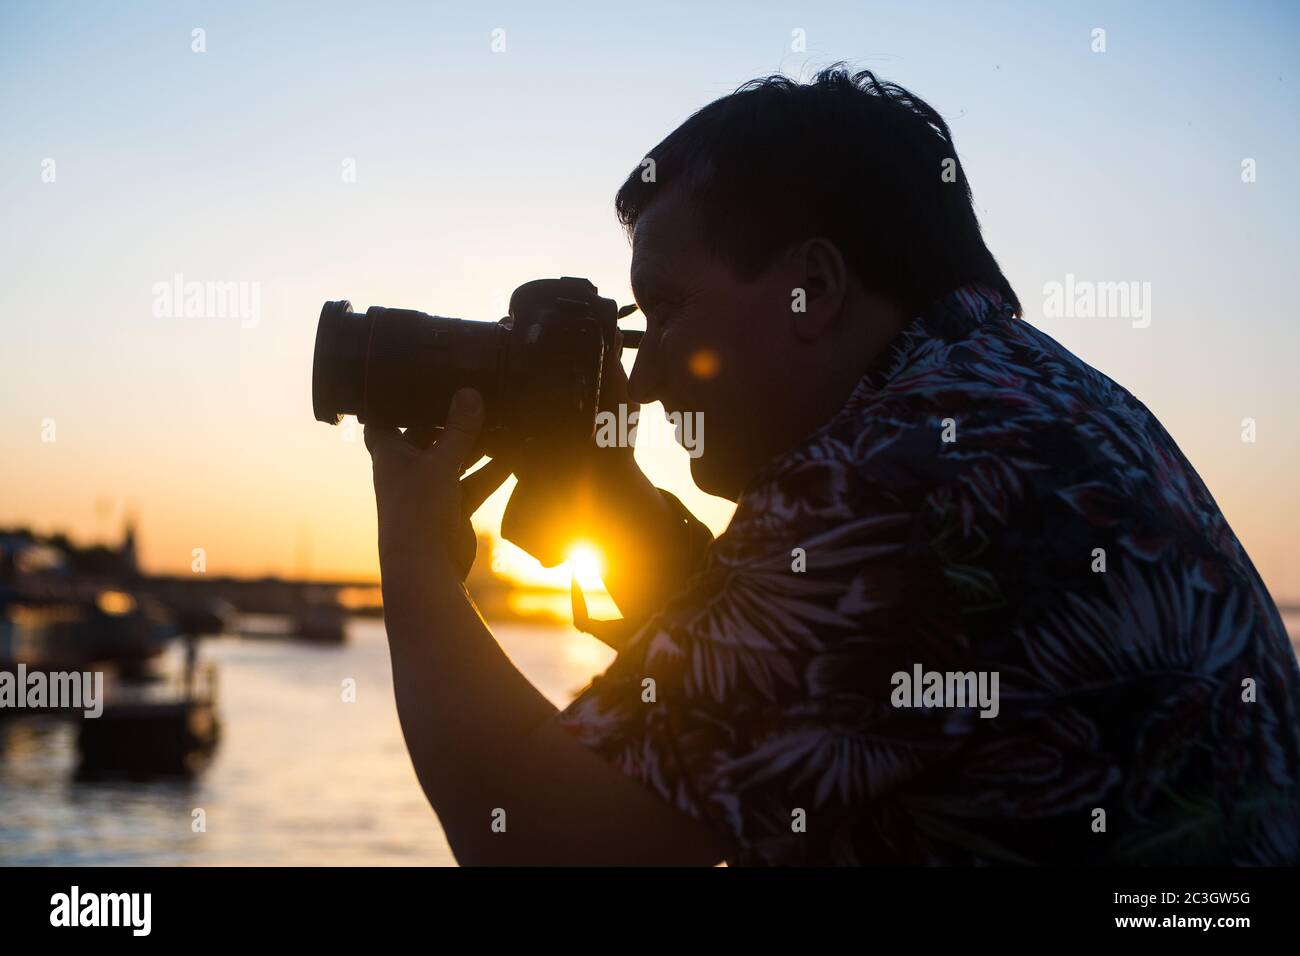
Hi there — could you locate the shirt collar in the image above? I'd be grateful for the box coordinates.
[851,283,1012,397]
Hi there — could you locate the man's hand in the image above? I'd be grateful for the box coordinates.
[497,334,712,642]
[361,384,725,867]
[365,388,512,579]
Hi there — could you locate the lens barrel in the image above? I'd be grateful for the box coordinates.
[313,301,507,428]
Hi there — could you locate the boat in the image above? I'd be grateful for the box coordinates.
[76,661,220,780]
[293,603,348,644]
[0,590,176,670]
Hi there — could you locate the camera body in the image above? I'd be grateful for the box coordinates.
[312,277,621,448]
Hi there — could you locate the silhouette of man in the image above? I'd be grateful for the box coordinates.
[367,66,1300,865]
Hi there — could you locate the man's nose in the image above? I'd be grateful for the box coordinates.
[626,338,662,405]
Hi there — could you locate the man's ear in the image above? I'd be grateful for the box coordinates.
[788,238,848,342]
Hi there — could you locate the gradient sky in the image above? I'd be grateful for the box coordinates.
[2,1,1298,599]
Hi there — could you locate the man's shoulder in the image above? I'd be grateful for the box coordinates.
[723,300,1225,586]
[749,310,1150,507]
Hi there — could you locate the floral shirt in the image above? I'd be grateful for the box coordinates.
[557,285,1300,865]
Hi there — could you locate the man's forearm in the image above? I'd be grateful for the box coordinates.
[380,551,556,852]
[365,397,725,865]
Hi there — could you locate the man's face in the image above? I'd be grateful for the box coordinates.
[626,185,798,500]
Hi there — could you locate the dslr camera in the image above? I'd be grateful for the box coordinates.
[312,277,641,448]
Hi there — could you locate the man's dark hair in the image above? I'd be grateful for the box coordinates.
[614,64,1022,317]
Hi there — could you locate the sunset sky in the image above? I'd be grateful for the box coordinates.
[2,1,1298,600]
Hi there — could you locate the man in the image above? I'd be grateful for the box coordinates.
[366,66,1300,865]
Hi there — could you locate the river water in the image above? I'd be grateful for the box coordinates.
[2,613,1298,865]
[0,617,613,866]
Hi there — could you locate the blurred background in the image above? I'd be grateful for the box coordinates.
[1,0,1297,864]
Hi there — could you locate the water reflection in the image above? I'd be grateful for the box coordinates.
[5,614,1296,866]
[0,618,614,866]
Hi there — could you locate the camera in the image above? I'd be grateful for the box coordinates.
[312,277,641,448]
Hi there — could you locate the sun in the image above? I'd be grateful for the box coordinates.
[566,543,605,591]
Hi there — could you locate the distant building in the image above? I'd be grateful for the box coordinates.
[120,514,140,578]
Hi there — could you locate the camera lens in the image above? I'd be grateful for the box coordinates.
[311,300,366,425]
[312,301,507,428]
